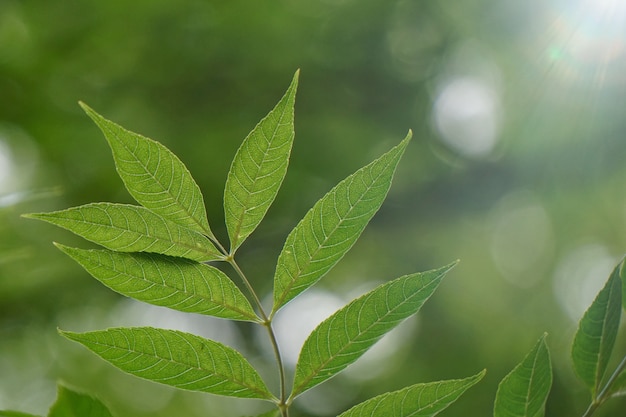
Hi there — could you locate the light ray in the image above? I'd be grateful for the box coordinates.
[543,0,626,88]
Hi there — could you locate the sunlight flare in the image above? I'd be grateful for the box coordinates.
[544,0,626,86]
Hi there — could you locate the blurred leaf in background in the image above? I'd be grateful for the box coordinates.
[1,0,625,416]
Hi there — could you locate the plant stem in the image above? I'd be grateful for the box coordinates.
[582,401,599,417]
[599,354,626,399]
[582,354,626,417]
[227,258,267,320]
[265,321,289,417]
[205,240,289,414]
[208,236,232,261]
[227,258,289,416]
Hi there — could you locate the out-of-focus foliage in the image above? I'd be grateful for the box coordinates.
[0,0,625,416]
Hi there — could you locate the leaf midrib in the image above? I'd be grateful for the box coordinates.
[78,335,269,397]
[275,154,399,310]
[83,253,256,320]
[102,122,209,236]
[595,275,620,394]
[524,344,542,417]
[293,277,438,395]
[340,377,480,417]
[402,382,474,417]
[230,103,292,249]
[58,206,213,256]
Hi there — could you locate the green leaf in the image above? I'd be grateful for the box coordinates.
[336,371,485,417]
[272,131,412,314]
[224,70,298,253]
[25,203,221,262]
[572,260,623,397]
[80,102,213,238]
[0,412,41,417]
[60,327,275,400]
[48,385,113,417]
[291,262,455,398]
[618,258,626,310]
[56,244,259,322]
[494,334,552,417]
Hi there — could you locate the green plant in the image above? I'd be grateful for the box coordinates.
[492,258,626,417]
[6,71,625,417]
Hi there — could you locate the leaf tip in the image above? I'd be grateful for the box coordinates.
[440,259,460,275]
[52,241,69,252]
[58,328,85,345]
[52,242,80,259]
[395,129,413,151]
[288,69,300,92]
[57,327,73,339]
[78,100,91,112]
[468,369,487,386]
[78,101,103,125]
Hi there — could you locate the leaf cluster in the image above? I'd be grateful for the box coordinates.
[493,258,626,417]
[11,72,626,417]
[20,71,481,417]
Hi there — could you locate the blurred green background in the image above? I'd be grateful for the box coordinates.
[1,0,625,416]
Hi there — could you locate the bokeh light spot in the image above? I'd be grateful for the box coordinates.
[270,290,345,367]
[269,285,417,378]
[110,299,243,348]
[0,125,40,195]
[0,140,14,191]
[552,243,619,322]
[433,76,501,158]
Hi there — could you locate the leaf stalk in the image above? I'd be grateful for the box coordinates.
[582,354,626,417]
[228,257,289,416]
[227,258,268,322]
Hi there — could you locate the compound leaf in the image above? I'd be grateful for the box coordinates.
[292,263,455,398]
[60,327,275,400]
[336,371,485,417]
[572,260,623,397]
[56,244,259,322]
[224,70,298,253]
[48,385,113,417]
[494,334,552,417]
[80,102,213,238]
[272,131,412,314]
[25,203,221,262]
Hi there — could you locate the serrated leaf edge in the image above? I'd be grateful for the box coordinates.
[272,131,412,315]
[336,370,485,417]
[291,262,456,398]
[59,327,277,401]
[494,333,552,417]
[225,70,299,252]
[25,203,223,262]
[571,261,622,397]
[79,101,214,239]
[54,243,261,322]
